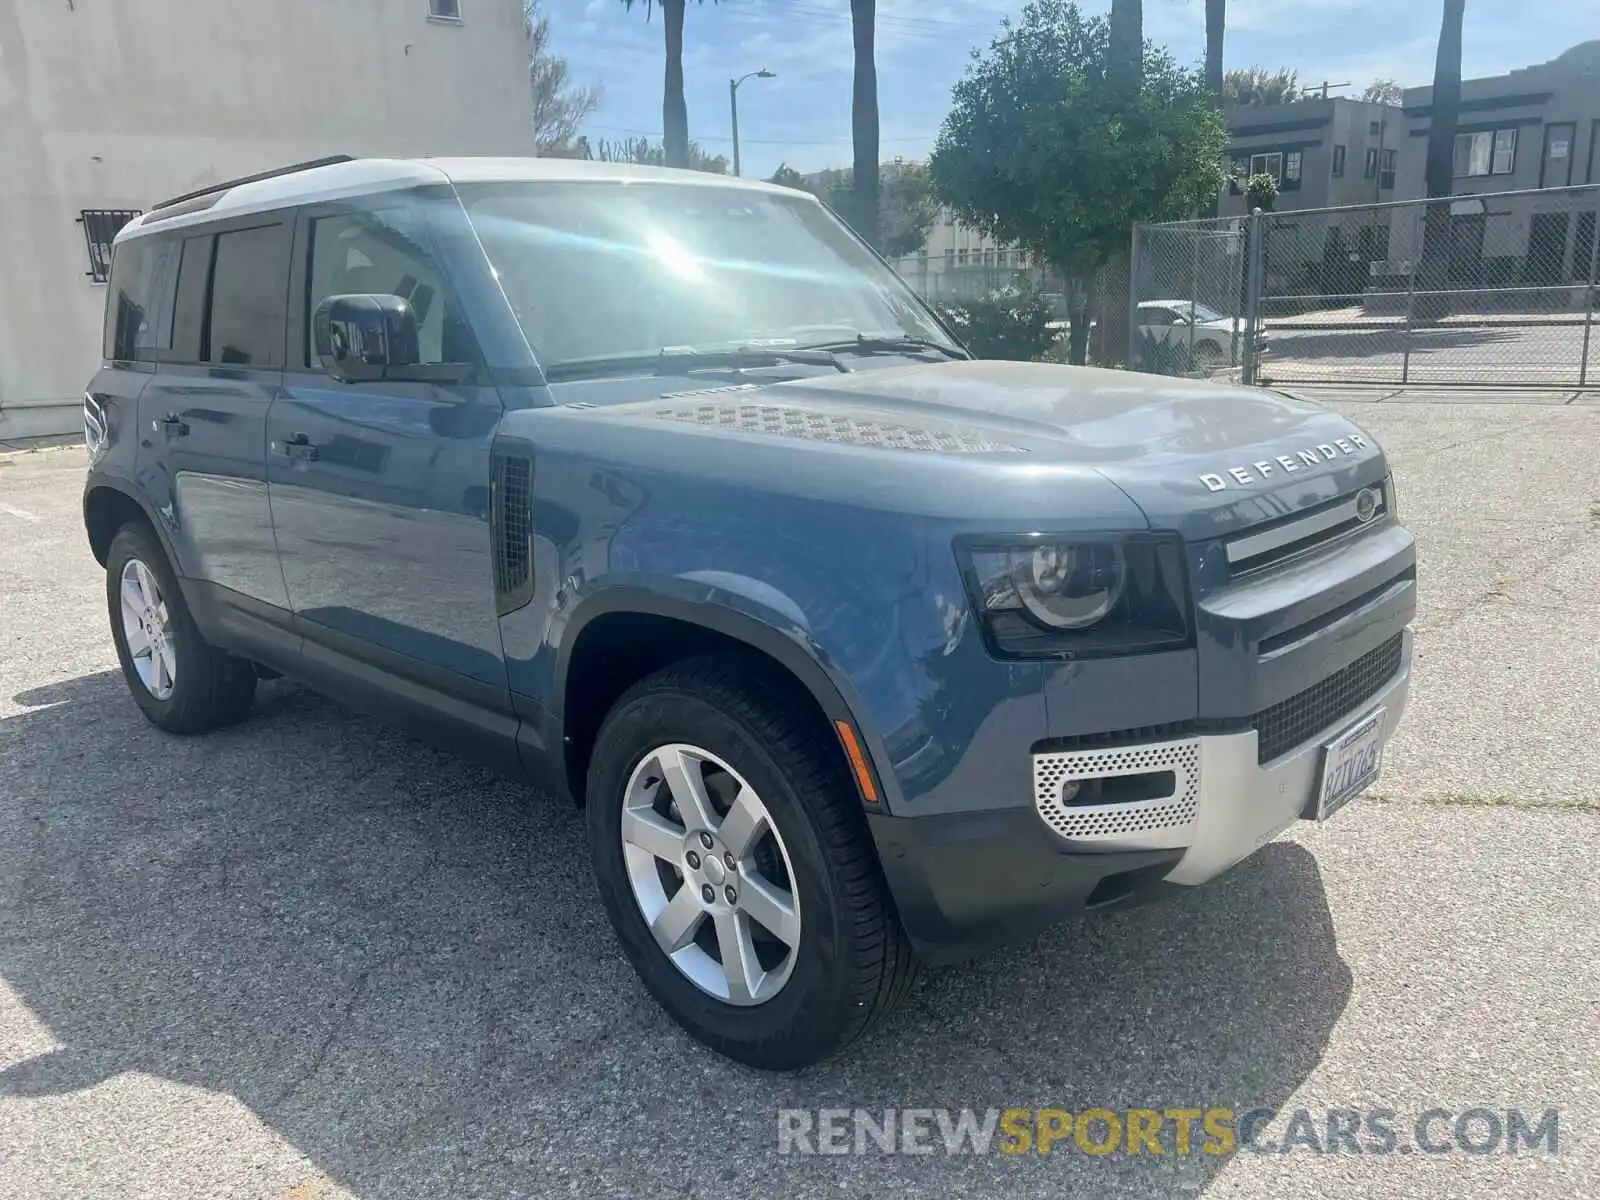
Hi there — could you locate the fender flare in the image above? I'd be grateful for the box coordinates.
[83,469,184,574]
[555,582,903,811]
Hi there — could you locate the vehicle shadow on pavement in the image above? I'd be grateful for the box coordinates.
[0,671,1350,1198]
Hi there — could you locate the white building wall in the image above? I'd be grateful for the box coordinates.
[0,0,536,440]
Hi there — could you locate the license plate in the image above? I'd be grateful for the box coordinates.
[1312,707,1386,822]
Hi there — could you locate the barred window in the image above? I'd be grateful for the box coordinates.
[79,209,142,284]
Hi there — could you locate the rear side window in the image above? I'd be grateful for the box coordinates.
[170,234,216,363]
[207,224,291,367]
[103,236,180,362]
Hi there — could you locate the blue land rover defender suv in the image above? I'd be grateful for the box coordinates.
[83,156,1415,1070]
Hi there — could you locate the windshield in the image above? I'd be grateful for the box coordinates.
[456,181,957,372]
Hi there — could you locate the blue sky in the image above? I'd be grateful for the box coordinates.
[544,0,1600,181]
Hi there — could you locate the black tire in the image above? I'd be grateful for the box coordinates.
[105,521,257,734]
[1194,338,1225,366]
[586,656,919,1070]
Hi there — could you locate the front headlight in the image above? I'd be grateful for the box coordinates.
[961,535,1191,658]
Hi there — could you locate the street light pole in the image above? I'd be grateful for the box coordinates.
[729,69,774,177]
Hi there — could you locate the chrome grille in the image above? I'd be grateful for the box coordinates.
[1251,634,1404,763]
[1227,482,1388,574]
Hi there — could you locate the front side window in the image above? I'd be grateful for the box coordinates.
[458,181,955,375]
[306,208,462,367]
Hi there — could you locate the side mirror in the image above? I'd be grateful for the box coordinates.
[313,294,421,383]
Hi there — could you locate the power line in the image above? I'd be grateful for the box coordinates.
[582,124,936,146]
[717,0,1002,38]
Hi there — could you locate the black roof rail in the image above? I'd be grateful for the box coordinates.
[150,154,359,212]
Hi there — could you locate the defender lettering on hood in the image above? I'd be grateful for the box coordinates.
[1198,434,1368,492]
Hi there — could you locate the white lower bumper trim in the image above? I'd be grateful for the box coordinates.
[1029,626,1414,887]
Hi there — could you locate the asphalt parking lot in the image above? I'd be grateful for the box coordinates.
[1,392,1597,1199]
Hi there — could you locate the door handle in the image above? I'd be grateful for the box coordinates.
[273,432,319,463]
[153,414,189,440]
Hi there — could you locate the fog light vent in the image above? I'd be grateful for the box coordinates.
[1032,739,1199,849]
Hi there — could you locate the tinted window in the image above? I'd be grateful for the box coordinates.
[103,236,180,362]
[208,224,290,367]
[306,208,463,367]
[169,234,215,364]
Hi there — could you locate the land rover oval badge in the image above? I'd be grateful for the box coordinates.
[1355,486,1382,523]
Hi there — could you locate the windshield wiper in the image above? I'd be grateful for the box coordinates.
[796,333,969,360]
[543,346,846,382]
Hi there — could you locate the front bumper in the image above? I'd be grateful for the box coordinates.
[873,626,1412,964]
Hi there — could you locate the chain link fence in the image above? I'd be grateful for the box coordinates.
[1132,184,1600,388]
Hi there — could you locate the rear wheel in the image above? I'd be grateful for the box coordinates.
[105,522,257,733]
[586,656,918,1070]
[1193,338,1226,368]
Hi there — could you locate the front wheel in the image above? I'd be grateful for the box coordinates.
[586,657,918,1070]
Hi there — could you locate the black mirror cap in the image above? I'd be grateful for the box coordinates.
[313,293,421,383]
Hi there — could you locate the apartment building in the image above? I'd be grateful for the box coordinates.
[1389,39,1600,286]
[0,0,536,440]
[1220,97,1403,217]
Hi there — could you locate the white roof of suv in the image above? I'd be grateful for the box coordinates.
[118,156,804,243]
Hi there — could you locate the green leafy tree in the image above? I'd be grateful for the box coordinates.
[934,287,1059,361]
[586,135,728,174]
[1361,78,1404,106]
[1222,65,1300,107]
[930,0,1227,363]
[621,0,716,169]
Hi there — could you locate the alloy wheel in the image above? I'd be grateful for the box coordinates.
[119,557,177,701]
[620,743,802,1006]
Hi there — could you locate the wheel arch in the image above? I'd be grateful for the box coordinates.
[555,586,896,813]
[84,476,177,569]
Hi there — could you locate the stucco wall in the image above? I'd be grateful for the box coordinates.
[0,0,535,439]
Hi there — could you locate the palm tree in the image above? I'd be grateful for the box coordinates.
[1108,0,1143,101]
[1204,0,1225,99]
[1424,0,1466,200]
[622,0,711,169]
[1417,0,1466,320]
[850,0,880,248]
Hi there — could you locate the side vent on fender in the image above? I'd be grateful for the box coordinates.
[491,450,534,615]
